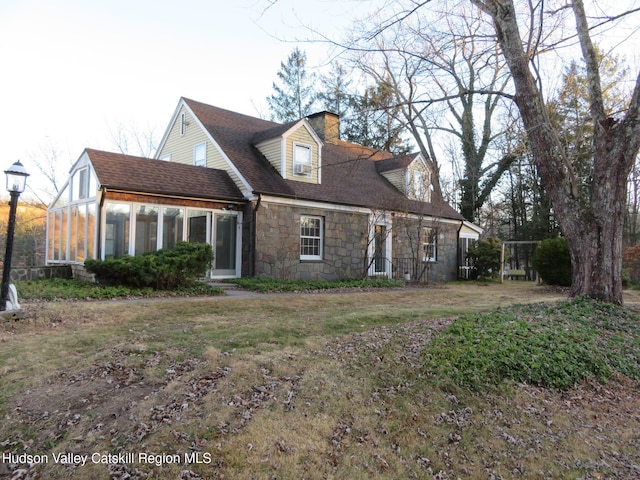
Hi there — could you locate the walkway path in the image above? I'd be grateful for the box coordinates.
[210,282,265,298]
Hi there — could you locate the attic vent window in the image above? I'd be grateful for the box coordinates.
[180,112,188,135]
[293,144,312,177]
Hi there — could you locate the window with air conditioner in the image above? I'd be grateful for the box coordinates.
[293,144,312,177]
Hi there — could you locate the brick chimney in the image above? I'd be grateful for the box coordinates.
[307,111,340,144]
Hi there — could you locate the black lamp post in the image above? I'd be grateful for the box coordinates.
[1,160,29,311]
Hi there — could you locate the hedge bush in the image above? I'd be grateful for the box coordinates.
[85,242,214,290]
[466,237,502,279]
[532,237,572,286]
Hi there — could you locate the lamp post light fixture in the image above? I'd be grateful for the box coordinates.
[1,160,29,311]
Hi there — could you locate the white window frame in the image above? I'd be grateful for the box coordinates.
[300,215,323,260]
[413,170,426,200]
[422,227,437,262]
[293,143,312,177]
[367,211,393,278]
[194,143,206,167]
[372,224,389,276]
[180,112,187,135]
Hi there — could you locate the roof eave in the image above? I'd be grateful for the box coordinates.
[101,186,245,204]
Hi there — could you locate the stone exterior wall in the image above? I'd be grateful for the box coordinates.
[253,202,462,282]
[71,264,96,282]
[255,202,369,280]
[5,264,95,283]
[391,217,460,282]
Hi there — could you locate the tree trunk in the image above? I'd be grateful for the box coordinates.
[470,0,640,304]
[563,206,625,303]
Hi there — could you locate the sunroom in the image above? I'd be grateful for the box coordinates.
[47,149,246,279]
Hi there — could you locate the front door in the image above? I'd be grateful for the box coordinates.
[213,214,237,277]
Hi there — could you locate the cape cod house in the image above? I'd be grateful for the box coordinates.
[47,97,481,281]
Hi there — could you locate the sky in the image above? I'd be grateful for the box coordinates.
[1,0,639,200]
[0,0,363,198]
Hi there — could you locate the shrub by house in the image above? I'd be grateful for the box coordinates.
[85,242,213,290]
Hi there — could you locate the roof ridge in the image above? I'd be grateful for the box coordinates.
[182,97,279,128]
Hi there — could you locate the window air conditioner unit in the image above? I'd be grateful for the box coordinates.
[294,163,311,175]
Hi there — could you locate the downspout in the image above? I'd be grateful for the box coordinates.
[250,193,262,277]
[456,220,464,280]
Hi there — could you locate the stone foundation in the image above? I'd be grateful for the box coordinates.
[71,264,96,282]
[8,265,72,282]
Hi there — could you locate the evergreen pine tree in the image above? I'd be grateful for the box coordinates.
[267,48,317,123]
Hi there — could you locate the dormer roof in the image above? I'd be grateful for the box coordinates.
[163,98,463,220]
[251,121,298,145]
[375,154,419,173]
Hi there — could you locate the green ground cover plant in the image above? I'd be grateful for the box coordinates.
[228,277,404,292]
[15,276,402,302]
[15,278,224,301]
[423,297,640,390]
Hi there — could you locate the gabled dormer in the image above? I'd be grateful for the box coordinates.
[376,153,432,202]
[253,119,323,184]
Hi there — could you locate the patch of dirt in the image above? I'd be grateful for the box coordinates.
[2,341,306,479]
[3,346,230,479]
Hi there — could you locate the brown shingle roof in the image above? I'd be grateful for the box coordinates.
[251,121,298,145]
[86,148,244,201]
[183,98,463,220]
[185,99,293,195]
[281,143,461,218]
[375,154,417,173]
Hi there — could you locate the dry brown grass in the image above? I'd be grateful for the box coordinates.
[0,283,638,479]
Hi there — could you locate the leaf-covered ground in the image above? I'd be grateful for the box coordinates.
[1,284,639,479]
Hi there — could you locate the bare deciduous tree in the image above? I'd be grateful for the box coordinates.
[106,120,158,158]
[348,3,517,222]
[467,0,640,303]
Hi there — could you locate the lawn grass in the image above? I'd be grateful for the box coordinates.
[1,283,639,479]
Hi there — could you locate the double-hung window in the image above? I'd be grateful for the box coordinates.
[412,170,427,200]
[300,215,323,260]
[194,143,206,167]
[422,227,437,262]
